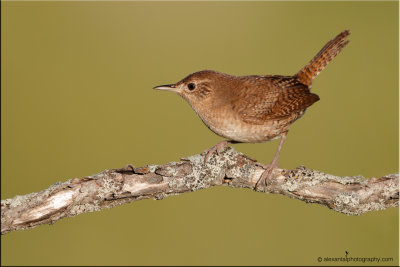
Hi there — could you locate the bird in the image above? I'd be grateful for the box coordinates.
[154,30,350,189]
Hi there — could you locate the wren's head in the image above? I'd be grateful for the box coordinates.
[153,70,233,112]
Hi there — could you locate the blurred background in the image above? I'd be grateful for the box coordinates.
[1,1,398,266]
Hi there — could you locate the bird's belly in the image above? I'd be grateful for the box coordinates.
[210,121,281,143]
[199,111,302,143]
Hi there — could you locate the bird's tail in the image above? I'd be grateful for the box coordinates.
[295,30,350,87]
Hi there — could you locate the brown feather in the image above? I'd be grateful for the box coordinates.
[232,76,319,124]
[296,30,350,86]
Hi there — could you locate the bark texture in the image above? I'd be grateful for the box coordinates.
[1,147,398,235]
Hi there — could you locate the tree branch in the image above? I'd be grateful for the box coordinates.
[1,147,398,235]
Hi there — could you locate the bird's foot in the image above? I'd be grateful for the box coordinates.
[255,162,281,170]
[203,140,231,164]
[254,162,280,190]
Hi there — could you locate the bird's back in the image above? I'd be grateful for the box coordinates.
[230,75,319,124]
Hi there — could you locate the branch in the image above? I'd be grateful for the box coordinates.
[1,147,398,235]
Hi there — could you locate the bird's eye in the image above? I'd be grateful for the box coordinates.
[187,83,196,91]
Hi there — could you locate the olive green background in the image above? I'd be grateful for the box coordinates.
[1,1,398,266]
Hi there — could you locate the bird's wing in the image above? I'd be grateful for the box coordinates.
[232,76,319,125]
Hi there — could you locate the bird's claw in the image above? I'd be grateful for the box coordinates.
[203,141,230,164]
[255,162,280,169]
[254,163,278,190]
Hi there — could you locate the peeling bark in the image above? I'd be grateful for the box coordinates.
[1,147,398,235]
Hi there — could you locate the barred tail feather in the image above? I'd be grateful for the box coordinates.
[296,30,350,87]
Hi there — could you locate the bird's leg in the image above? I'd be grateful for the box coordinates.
[203,140,234,164]
[255,132,288,189]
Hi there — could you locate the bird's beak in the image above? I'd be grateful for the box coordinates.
[153,84,178,92]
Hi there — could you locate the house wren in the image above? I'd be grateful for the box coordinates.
[154,30,350,189]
